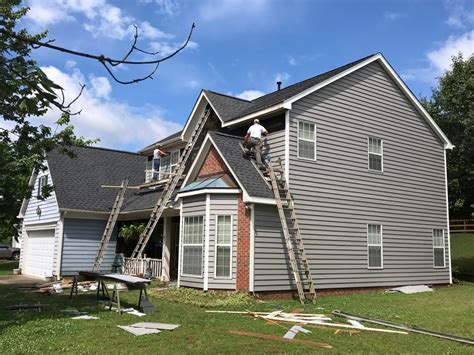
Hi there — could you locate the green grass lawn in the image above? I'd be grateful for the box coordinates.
[0,282,472,354]
[0,261,18,275]
[451,233,474,280]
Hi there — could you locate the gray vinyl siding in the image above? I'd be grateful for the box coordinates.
[253,61,450,291]
[61,218,118,275]
[180,196,206,288]
[20,162,62,275]
[262,130,286,165]
[23,163,60,225]
[208,194,237,289]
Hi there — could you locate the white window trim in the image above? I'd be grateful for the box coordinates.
[37,175,48,198]
[296,119,317,161]
[367,137,384,172]
[367,224,383,269]
[432,228,446,269]
[181,215,205,278]
[159,149,180,180]
[214,214,233,280]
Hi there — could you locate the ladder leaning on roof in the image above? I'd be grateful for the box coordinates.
[130,108,212,259]
[266,160,317,304]
[92,177,129,272]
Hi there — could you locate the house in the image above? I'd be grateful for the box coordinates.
[18,53,453,295]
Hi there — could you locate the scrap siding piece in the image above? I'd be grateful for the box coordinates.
[130,322,180,330]
[117,325,161,336]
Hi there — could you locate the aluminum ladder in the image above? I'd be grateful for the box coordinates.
[266,161,317,304]
[130,108,212,259]
[92,177,129,272]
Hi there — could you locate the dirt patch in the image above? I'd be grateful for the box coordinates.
[0,275,44,287]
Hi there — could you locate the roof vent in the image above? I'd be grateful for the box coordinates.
[276,81,282,91]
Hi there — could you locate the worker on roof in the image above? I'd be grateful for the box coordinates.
[153,144,168,180]
[244,119,268,167]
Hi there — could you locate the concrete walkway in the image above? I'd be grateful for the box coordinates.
[0,275,44,286]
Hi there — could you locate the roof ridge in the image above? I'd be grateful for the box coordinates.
[250,53,377,103]
[75,145,142,156]
[205,90,252,103]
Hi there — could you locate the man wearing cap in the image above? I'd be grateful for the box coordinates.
[244,119,268,167]
[153,144,168,180]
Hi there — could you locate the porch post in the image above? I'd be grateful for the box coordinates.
[161,217,171,281]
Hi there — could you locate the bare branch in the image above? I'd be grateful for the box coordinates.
[100,60,160,84]
[0,22,195,65]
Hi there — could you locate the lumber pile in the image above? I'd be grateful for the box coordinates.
[206,310,408,335]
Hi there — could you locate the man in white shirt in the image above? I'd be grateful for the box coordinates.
[153,144,168,180]
[244,119,268,166]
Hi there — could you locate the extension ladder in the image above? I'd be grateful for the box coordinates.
[130,108,212,259]
[266,161,317,304]
[92,177,129,272]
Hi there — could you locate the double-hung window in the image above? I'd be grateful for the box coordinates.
[367,224,383,268]
[368,137,383,171]
[297,121,316,160]
[159,150,179,180]
[182,216,204,276]
[215,215,232,278]
[433,229,445,268]
[37,175,48,198]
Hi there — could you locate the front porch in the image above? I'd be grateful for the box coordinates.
[117,214,180,281]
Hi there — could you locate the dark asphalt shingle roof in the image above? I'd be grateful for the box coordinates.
[47,146,162,213]
[138,130,183,154]
[209,132,274,199]
[205,54,375,122]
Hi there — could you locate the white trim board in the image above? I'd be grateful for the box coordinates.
[204,194,210,291]
[177,189,240,199]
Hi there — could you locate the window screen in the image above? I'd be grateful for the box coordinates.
[367,224,383,268]
[298,121,316,160]
[433,229,445,267]
[182,216,204,276]
[368,137,383,171]
[215,216,232,278]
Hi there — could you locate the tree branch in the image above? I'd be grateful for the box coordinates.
[1,22,195,66]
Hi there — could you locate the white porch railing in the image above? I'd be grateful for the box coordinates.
[122,257,162,279]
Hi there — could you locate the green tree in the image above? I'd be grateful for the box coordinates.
[423,54,474,218]
[0,2,95,243]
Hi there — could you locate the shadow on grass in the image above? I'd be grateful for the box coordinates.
[0,261,19,275]
[0,284,137,337]
[452,256,474,281]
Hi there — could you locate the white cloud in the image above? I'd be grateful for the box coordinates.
[199,0,270,21]
[274,72,290,84]
[427,30,474,72]
[384,11,406,21]
[38,65,182,150]
[149,40,198,57]
[444,0,474,28]
[402,30,474,83]
[149,0,180,16]
[26,0,169,41]
[288,56,298,66]
[233,90,265,101]
[89,75,112,99]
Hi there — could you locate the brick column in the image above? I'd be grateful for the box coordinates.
[236,196,251,292]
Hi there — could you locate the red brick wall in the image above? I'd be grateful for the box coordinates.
[236,196,251,292]
[197,146,227,177]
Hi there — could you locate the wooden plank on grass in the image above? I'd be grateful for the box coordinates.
[228,330,332,349]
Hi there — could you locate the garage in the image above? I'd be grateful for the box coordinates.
[24,229,56,278]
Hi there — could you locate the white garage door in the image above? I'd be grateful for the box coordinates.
[24,229,55,278]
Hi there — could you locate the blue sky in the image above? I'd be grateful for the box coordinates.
[18,0,474,151]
